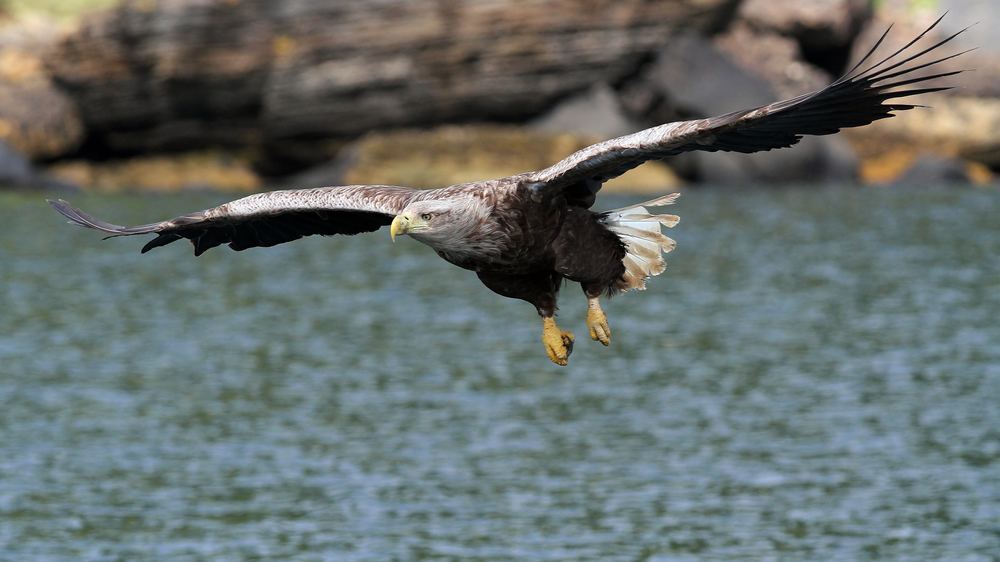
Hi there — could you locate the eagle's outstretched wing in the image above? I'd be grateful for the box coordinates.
[49,185,419,256]
[522,15,970,207]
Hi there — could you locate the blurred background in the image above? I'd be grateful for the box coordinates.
[2,1,999,561]
[0,0,997,192]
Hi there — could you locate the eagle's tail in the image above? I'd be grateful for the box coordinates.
[600,193,680,292]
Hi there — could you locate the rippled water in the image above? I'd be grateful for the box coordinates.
[1,186,999,561]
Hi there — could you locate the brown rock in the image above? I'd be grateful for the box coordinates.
[850,7,1000,99]
[261,0,738,139]
[630,30,858,185]
[0,66,84,159]
[738,0,871,51]
[47,0,276,152]
[844,96,1000,169]
[714,22,831,100]
[46,0,741,158]
[46,151,262,192]
[853,147,992,186]
[528,82,641,140]
[889,153,986,187]
[643,31,776,118]
[0,15,83,160]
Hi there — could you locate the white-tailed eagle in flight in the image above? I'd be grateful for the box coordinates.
[50,18,967,365]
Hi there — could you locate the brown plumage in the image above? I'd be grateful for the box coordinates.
[49,18,967,365]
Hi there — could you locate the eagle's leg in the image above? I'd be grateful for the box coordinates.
[586,296,611,346]
[476,270,573,365]
[581,283,611,346]
[542,316,575,366]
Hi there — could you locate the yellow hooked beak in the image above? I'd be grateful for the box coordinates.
[390,213,411,242]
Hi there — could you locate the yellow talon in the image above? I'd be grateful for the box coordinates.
[542,316,575,366]
[586,296,611,346]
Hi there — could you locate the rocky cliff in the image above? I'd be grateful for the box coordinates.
[0,0,993,191]
[45,0,738,170]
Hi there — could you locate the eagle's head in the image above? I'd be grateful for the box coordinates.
[389,197,500,260]
[390,200,472,245]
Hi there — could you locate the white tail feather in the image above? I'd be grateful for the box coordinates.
[600,193,680,292]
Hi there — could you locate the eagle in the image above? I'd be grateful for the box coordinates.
[50,18,966,365]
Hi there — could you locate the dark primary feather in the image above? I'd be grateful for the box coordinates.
[48,186,412,256]
[141,209,394,256]
[527,15,970,206]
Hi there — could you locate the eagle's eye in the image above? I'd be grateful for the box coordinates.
[420,213,433,221]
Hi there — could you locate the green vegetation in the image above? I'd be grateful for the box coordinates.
[872,0,940,12]
[5,0,119,20]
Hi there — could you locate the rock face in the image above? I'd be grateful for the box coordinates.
[890,154,979,187]
[47,0,740,167]
[31,0,996,190]
[939,0,1000,56]
[621,30,857,184]
[737,0,870,51]
[714,22,831,100]
[0,15,84,161]
[837,7,1000,184]
[845,96,1000,168]
[47,151,262,193]
[0,58,84,160]
[528,83,641,140]
[47,0,276,155]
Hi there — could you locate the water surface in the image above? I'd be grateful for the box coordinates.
[1,186,999,561]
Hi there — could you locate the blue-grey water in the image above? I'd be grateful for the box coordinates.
[1,186,999,561]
